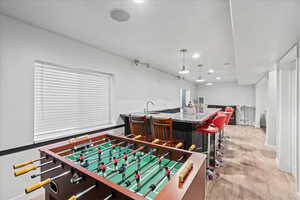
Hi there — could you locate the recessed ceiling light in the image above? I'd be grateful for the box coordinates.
[206,82,213,86]
[208,69,214,74]
[192,53,200,59]
[178,66,190,74]
[216,77,221,80]
[133,0,145,3]
[208,69,214,73]
[110,9,130,22]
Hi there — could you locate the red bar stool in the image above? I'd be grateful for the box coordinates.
[195,114,227,180]
[223,107,234,140]
[216,111,231,148]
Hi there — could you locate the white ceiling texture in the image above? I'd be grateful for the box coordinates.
[0,0,300,85]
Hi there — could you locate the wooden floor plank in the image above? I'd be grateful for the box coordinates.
[206,125,295,200]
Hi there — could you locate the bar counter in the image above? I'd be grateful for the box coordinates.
[121,108,220,148]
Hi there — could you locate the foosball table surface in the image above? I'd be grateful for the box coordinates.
[65,141,183,200]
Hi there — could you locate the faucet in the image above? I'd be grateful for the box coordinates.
[145,101,155,113]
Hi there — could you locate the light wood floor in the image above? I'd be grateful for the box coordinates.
[206,125,295,200]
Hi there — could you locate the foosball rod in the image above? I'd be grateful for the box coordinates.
[57,138,113,155]
[14,160,53,176]
[25,171,70,193]
[87,143,133,167]
[123,152,170,186]
[92,145,146,173]
[68,184,96,200]
[12,137,110,169]
[107,148,157,179]
[143,155,185,197]
[103,192,116,200]
[31,164,62,179]
[80,141,126,161]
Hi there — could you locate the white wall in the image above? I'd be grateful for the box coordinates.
[255,76,268,128]
[0,15,195,151]
[266,70,277,150]
[196,82,255,106]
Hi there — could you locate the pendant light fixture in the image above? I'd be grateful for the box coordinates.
[196,75,205,83]
[178,49,190,74]
[196,64,205,82]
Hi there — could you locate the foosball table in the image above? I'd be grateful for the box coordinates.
[13,132,206,200]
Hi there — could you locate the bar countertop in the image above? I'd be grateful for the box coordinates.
[121,108,220,123]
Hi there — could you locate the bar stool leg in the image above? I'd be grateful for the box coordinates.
[206,134,219,180]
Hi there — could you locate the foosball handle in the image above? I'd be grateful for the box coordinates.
[179,162,193,183]
[133,135,142,140]
[152,139,160,144]
[14,165,38,176]
[175,142,184,149]
[25,178,51,193]
[68,195,77,200]
[188,144,196,151]
[13,160,34,169]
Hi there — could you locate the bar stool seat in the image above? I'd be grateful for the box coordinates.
[197,125,219,134]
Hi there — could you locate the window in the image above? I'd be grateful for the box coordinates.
[34,61,112,142]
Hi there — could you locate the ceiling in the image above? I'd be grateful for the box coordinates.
[0,0,299,85]
[231,0,300,84]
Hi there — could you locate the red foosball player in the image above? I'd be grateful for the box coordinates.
[135,170,141,189]
[165,167,171,180]
[124,153,128,165]
[99,162,107,177]
[78,154,84,163]
[113,157,118,170]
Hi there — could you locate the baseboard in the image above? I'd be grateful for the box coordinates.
[296,192,300,200]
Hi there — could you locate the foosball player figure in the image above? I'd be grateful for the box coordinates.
[158,157,162,167]
[97,148,102,161]
[78,154,85,164]
[165,166,171,180]
[98,162,107,177]
[81,159,89,167]
[137,155,141,170]
[135,170,141,189]
[113,157,118,170]
[149,184,156,193]
[124,153,128,165]
[119,163,126,181]
[109,149,113,161]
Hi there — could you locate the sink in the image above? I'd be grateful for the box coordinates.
[145,111,160,114]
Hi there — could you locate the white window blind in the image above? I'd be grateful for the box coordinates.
[34,61,112,142]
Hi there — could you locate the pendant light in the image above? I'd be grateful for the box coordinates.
[196,64,205,82]
[178,49,190,74]
[196,75,205,83]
